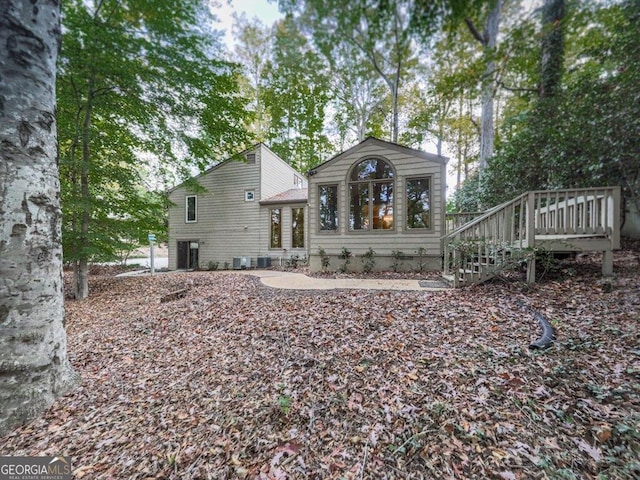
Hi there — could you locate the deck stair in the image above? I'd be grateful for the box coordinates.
[443,187,621,287]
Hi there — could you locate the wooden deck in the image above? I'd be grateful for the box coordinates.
[443,187,621,287]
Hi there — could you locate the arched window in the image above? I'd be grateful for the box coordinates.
[348,158,394,230]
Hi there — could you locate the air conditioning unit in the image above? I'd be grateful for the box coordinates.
[233,256,250,270]
[257,256,271,268]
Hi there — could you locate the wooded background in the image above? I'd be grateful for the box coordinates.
[57,0,639,297]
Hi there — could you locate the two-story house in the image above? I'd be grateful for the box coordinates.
[167,143,308,270]
[168,137,448,272]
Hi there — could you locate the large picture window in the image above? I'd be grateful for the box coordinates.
[292,207,304,248]
[406,177,431,229]
[349,158,394,230]
[270,208,281,248]
[185,195,197,223]
[318,185,338,231]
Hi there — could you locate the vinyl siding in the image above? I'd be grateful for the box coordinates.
[168,144,306,269]
[308,140,447,261]
[260,145,308,199]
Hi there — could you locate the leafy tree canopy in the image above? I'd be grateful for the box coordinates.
[58,0,251,294]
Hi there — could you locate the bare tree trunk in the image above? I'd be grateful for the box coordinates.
[0,0,79,436]
[532,0,565,188]
[540,0,565,100]
[74,85,94,300]
[479,0,501,171]
[466,0,501,172]
[391,84,399,143]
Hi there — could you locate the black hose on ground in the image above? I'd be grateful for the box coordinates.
[529,311,556,349]
[515,300,556,349]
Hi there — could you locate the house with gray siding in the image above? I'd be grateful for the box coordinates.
[167,143,308,270]
[168,137,448,272]
[307,137,447,272]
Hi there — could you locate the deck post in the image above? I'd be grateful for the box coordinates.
[526,192,536,248]
[602,250,613,276]
[611,187,621,249]
[527,256,536,284]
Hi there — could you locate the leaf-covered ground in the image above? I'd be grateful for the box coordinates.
[2,250,639,479]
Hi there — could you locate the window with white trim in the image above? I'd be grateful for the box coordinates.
[245,190,255,202]
[185,195,197,223]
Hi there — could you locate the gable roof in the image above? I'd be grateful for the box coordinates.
[308,137,448,175]
[168,142,302,194]
[167,143,261,193]
[260,188,308,205]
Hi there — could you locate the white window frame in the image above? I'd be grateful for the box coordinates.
[245,190,255,202]
[185,195,197,223]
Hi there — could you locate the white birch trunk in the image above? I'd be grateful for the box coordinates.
[0,0,79,436]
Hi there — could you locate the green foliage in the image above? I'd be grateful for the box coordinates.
[455,0,640,218]
[416,247,428,273]
[207,261,219,271]
[276,384,292,415]
[262,16,332,171]
[317,247,331,271]
[57,0,251,278]
[277,394,292,415]
[232,14,272,140]
[361,247,376,273]
[285,254,304,269]
[391,249,404,272]
[338,247,352,273]
[278,0,420,144]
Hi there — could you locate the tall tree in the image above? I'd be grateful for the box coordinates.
[58,0,251,299]
[232,13,273,140]
[328,42,389,146]
[0,0,78,436]
[403,28,479,157]
[262,16,332,171]
[456,0,640,216]
[280,0,417,143]
[464,0,502,171]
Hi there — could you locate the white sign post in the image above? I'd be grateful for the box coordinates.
[148,233,156,274]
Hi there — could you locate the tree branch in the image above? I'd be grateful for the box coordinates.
[465,18,486,45]
[498,81,538,94]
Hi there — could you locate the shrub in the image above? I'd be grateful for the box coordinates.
[361,247,376,273]
[338,247,352,273]
[318,247,330,271]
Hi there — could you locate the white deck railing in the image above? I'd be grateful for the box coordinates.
[443,187,621,286]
